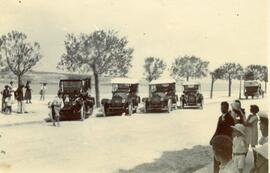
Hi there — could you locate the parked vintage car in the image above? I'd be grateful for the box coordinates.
[101,78,140,116]
[142,79,178,113]
[55,78,95,120]
[244,80,264,99]
[179,82,203,109]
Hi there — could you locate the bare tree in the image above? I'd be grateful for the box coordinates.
[143,57,167,82]
[0,31,42,86]
[210,68,224,99]
[218,63,243,97]
[57,30,134,107]
[170,55,209,81]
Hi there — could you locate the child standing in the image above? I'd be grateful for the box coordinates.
[231,124,248,173]
[49,92,63,126]
[5,94,12,114]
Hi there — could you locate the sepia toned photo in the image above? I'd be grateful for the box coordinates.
[0,0,268,173]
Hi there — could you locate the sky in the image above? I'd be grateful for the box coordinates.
[0,0,268,79]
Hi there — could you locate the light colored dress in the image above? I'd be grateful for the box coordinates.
[245,114,258,145]
[219,160,238,173]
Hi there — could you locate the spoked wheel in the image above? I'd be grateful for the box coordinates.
[144,102,148,113]
[102,105,108,117]
[128,103,133,116]
[85,107,93,118]
[167,99,172,113]
[80,104,86,121]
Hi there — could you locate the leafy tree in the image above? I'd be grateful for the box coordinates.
[0,31,42,86]
[143,57,167,82]
[210,68,224,99]
[57,30,134,107]
[218,63,243,97]
[170,55,209,81]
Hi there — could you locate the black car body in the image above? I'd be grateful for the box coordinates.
[101,78,140,116]
[179,82,203,109]
[244,80,264,99]
[57,78,95,120]
[142,79,178,113]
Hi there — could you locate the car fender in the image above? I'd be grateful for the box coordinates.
[142,97,148,103]
[101,98,110,105]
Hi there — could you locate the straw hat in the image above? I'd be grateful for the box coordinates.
[231,102,240,110]
[231,124,246,136]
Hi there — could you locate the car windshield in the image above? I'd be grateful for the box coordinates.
[150,84,173,93]
[113,92,129,99]
[112,84,130,93]
[60,80,82,93]
[183,85,199,91]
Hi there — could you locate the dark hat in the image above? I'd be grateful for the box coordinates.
[4,85,9,88]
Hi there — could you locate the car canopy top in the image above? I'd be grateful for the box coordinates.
[111,78,139,84]
[150,79,176,85]
[182,82,200,86]
[244,80,261,87]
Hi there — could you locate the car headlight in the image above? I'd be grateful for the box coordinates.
[122,99,126,103]
[160,98,164,101]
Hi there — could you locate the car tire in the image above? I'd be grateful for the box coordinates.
[128,103,133,116]
[102,105,108,117]
[167,99,172,113]
[144,103,148,113]
[80,104,85,121]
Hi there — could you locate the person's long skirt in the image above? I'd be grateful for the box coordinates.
[25,90,32,100]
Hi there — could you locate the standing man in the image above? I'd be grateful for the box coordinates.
[210,101,235,173]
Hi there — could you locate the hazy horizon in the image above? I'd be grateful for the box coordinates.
[0,0,268,79]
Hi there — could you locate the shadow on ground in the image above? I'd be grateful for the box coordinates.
[116,145,212,173]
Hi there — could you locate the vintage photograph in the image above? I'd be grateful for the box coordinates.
[0,0,268,173]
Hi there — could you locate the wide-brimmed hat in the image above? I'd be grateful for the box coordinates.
[231,102,240,110]
[231,124,246,136]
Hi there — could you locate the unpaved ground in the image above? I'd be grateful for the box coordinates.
[0,96,268,173]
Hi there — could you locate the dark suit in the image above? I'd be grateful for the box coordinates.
[210,112,235,173]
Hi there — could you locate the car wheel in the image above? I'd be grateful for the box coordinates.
[102,105,108,117]
[80,104,86,121]
[144,103,148,113]
[128,103,133,116]
[167,99,172,113]
[86,107,93,118]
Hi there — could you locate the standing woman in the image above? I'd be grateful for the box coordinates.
[25,81,32,104]
[245,105,259,148]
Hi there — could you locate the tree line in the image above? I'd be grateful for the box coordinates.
[0,30,268,107]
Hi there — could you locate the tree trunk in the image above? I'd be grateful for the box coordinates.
[17,75,21,87]
[186,75,189,82]
[265,81,267,93]
[228,76,232,97]
[239,77,242,99]
[94,72,100,107]
[210,76,214,99]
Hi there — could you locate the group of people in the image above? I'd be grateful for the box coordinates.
[210,100,268,173]
[0,81,32,114]
[0,81,48,114]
